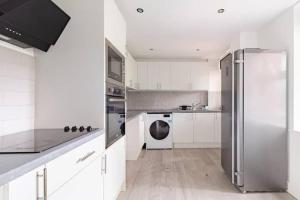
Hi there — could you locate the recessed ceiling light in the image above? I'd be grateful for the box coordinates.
[217,8,225,14]
[137,8,144,13]
[196,49,200,51]
[149,48,154,51]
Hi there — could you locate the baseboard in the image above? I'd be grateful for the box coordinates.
[173,143,221,148]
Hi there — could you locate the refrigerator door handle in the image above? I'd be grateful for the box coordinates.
[235,59,244,187]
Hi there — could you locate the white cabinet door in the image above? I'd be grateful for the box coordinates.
[125,52,138,89]
[193,113,215,143]
[173,113,194,143]
[170,62,191,90]
[8,167,44,200]
[190,63,210,90]
[48,157,103,200]
[137,62,149,89]
[214,113,221,144]
[159,63,171,90]
[139,114,145,149]
[147,62,171,90]
[147,63,161,90]
[104,137,126,200]
[104,0,127,55]
[126,114,145,160]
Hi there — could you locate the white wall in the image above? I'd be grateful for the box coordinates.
[258,5,299,199]
[0,45,35,136]
[35,0,105,128]
[230,32,258,52]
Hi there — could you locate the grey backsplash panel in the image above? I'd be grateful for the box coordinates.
[127,91,208,110]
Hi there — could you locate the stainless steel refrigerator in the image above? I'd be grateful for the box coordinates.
[221,49,288,193]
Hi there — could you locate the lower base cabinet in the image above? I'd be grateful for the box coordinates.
[2,134,107,200]
[48,157,103,200]
[126,114,145,160]
[173,113,221,148]
[104,136,126,200]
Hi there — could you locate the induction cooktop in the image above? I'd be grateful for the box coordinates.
[0,128,98,154]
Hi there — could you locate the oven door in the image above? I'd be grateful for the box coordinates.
[106,95,125,148]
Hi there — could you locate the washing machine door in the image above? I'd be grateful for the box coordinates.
[149,120,170,140]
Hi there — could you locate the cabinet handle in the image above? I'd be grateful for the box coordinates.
[76,151,96,163]
[101,154,107,174]
[44,168,48,200]
[36,168,47,200]
[36,172,43,200]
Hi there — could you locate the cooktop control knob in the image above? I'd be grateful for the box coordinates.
[87,126,92,132]
[79,126,85,132]
[71,126,77,132]
[64,126,70,132]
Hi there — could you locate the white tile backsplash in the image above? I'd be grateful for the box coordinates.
[127,91,208,110]
[0,45,35,136]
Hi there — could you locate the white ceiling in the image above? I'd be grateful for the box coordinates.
[115,0,298,59]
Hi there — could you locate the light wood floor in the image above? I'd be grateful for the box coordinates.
[117,149,295,200]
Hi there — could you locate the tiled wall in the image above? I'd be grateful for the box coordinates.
[127,91,208,110]
[0,46,35,136]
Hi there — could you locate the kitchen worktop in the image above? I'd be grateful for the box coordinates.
[126,109,221,121]
[0,129,104,186]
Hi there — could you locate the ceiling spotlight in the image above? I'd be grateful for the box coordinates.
[149,48,154,51]
[137,8,144,13]
[196,49,200,51]
[217,8,225,14]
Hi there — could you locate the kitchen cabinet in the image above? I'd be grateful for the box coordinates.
[104,0,127,55]
[173,113,221,148]
[125,51,138,89]
[48,157,103,200]
[147,62,171,90]
[194,113,215,143]
[170,62,191,90]
[137,62,149,90]
[4,135,106,200]
[190,63,210,90]
[104,137,126,200]
[7,167,44,200]
[136,61,216,91]
[126,113,145,160]
[46,135,105,196]
[214,113,221,143]
[173,113,194,143]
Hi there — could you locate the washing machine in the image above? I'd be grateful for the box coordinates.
[145,112,173,149]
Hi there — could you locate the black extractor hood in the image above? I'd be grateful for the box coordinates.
[0,0,70,52]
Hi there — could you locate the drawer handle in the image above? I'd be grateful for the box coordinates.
[76,151,96,163]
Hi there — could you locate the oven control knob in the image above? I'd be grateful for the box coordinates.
[71,126,77,132]
[79,126,85,132]
[87,126,92,132]
[64,126,70,132]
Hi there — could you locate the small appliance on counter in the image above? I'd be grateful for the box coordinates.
[178,105,192,111]
[0,126,98,153]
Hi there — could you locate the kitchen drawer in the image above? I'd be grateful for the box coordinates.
[46,134,105,196]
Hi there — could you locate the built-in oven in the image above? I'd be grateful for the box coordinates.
[106,40,124,86]
[106,82,125,148]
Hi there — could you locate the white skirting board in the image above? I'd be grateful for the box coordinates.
[173,143,221,148]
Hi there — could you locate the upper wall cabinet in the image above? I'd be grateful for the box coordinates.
[125,51,138,89]
[137,61,216,91]
[104,0,127,55]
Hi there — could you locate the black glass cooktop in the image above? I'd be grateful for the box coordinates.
[0,129,98,154]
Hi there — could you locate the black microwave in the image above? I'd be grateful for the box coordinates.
[106,41,124,84]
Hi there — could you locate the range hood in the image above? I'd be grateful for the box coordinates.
[0,0,70,52]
